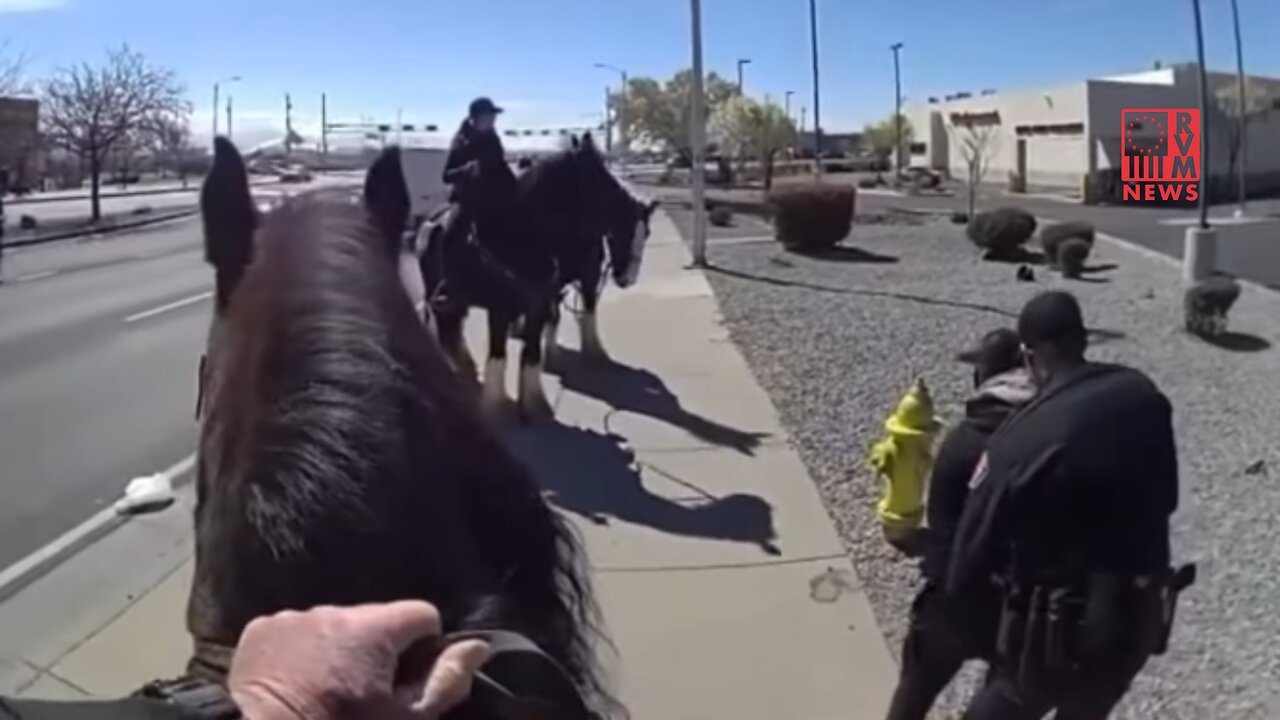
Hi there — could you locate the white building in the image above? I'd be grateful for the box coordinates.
[904,64,1280,203]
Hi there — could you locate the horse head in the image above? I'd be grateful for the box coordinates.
[189,137,611,717]
[604,195,659,289]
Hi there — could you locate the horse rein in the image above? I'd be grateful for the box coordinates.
[138,633,598,720]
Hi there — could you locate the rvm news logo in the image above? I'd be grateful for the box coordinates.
[1121,108,1200,205]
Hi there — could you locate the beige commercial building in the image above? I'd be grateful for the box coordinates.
[904,64,1280,203]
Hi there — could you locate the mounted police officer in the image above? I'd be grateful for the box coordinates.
[441,97,516,244]
[948,291,1194,720]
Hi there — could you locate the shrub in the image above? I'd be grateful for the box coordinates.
[966,208,1036,258]
[857,177,879,189]
[768,183,856,253]
[1058,239,1092,279]
[1184,276,1242,337]
[132,205,153,215]
[1040,221,1095,267]
[19,214,37,230]
[709,205,733,227]
[950,211,970,225]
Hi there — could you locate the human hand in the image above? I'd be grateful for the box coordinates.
[229,601,492,720]
[464,160,483,178]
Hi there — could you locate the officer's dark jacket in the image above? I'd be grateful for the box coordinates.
[946,362,1178,596]
[442,120,515,205]
[921,369,1036,583]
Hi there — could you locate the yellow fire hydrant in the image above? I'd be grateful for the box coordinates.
[869,379,943,549]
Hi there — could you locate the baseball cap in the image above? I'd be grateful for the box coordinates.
[956,327,1022,373]
[1017,291,1087,350]
[469,97,504,118]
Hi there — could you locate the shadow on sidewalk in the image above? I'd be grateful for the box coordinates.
[1197,330,1272,353]
[506,422,780,554]
[547,348,770,456]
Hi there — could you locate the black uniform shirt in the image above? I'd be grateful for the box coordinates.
[946,362,1178,596]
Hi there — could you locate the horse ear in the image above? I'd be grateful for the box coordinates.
[201,136,256,310]
[363,146,410,252]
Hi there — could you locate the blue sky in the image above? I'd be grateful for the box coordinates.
[4,0,1279,148]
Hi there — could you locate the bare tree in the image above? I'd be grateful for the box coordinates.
[951,122,999,218]
[0,40,30,96]
[41,45,188,221]
[150,113,193,187]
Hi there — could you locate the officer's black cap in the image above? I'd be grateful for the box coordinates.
[469,97,503,118]
[1017,291,1087,350]
[956,327,1022,375]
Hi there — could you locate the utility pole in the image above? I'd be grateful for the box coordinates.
[603,86,614,156]
[284,93,294,156]
[226,95,234,141]
[1229,0,1248,217]
[688,0,708,266]
[212,84,220,145]
[808,0,823,176]
[785,90,794,121]
[800,106,807,156]
[737,58,752,94]
[891,42,904,178]
[1183,0,1217,282]
[320,93,329,162]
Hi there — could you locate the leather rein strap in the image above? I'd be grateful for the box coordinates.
[138,632,597,720]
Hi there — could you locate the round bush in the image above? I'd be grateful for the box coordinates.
[767,183,856,253]
[709,205,733,227]
[966,208,1036,258]
[1040,221,1095,266]
[1058,238,1092,278]
[1184,276,1242,336]
[19,214,37,230]
[857,177,879,189]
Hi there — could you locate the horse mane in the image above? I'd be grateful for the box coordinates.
[193,183,611,711]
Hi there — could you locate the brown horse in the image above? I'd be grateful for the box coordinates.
[180,138,611,717]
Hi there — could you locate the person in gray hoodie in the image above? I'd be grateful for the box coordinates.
[885,328,1038,720]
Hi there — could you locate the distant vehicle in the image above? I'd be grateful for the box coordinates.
[279,165,313,183]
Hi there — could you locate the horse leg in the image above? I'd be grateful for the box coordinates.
[542,292,563,372]
[517,300,554,422]
[436,305,478,383]
[578,278,609,363]
[482,308,515,422]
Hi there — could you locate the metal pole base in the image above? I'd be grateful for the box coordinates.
[1183,226,1218,282]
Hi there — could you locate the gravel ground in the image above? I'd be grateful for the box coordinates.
[671,209,1280,719]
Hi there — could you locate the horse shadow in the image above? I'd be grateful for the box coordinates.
[505,422,780,554]
[546,348,770,456]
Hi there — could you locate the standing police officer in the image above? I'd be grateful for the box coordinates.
[885,328,1037,720]
[948,291,1192,719]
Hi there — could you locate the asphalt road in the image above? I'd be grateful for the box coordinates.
[0,217,208,571]
[0,173,365,572]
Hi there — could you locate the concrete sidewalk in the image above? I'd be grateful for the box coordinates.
[0,209,896,717]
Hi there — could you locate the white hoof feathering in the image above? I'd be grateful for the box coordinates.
[579,311,607,359]
[519,362,553,419]
[481,358,509,412]
[452,342,479,379]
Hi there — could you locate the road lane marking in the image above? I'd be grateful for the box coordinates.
[0,451,198,602]
[125,291,213,323]
[14,270,58,282]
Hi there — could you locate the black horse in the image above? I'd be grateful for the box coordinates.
[180,138,613,718]
[418,133,657,422]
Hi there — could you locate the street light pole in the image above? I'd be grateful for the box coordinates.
[226,95,233,141]
[808,0,823,176]
[689,0,709,266]
[1183,0,1217,282]
[211,76,242,149]
[594,63,629,164]
[1229,0,1248,217]
[785,90,795,120]
[891,43,904,178]
[737,58,752,94]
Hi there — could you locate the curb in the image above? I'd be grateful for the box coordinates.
[7,208,198,250]
[0,455,196,606]
[7,178,281,207]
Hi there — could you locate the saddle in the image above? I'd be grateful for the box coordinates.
[133,630,598,720]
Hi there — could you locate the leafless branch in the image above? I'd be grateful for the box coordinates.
[0,40,30,96]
